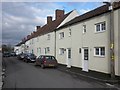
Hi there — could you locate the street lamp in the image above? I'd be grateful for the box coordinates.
[103,1,115,79]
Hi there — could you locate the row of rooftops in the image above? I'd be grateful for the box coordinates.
[16,1,120,46]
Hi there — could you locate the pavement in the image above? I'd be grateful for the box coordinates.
[57,64,120,89]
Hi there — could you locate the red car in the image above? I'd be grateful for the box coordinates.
[35,55,58,68]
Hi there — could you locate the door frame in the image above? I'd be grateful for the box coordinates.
[82,47,89,72]
[66,48,71,68]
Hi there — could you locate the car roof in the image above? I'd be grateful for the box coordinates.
[40,55,54,57]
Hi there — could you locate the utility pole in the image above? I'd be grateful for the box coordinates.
[103,1,115,79]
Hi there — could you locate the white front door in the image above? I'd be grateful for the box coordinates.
[66,48,71,68]
[82,48,89,72]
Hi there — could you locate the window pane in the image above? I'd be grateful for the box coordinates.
[96,24,100,31]
[101,47,105,56]
[69,29,71,36]
[59,48,64,55]
[68,49,71,59]
[101,23,106,31]
[83,25,86,33]
[95,48,99,55]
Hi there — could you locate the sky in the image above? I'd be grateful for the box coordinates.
[1,1,106,46]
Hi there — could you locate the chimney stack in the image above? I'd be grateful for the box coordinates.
[55,9,64,20]
[33,31,36,34]
[36,26,41,31]
[27,35,30,39]
[22,37,26,42]
[47,16,52,24]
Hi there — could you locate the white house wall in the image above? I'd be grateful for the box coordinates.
[56,13,112,74]
[34,32,55,57]
[114,9,120,76]
[14,46,21,55]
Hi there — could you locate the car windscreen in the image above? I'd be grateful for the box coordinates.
[44,56,55,60]
[27,53,35,57]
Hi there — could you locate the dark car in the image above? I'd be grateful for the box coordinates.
[3,52,11,57]
[24,53,36,63]
[17,53,26,60]
[35,55,58,68]
[10,52,16,56]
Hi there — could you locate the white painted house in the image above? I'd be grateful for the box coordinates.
[56,3,120,76]
[26,9,79,57]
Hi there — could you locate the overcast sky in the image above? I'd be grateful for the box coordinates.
[1,2,104,46]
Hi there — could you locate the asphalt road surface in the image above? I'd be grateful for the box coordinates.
[2,57,114,88]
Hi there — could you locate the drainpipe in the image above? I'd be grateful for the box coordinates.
[103,2,115,79]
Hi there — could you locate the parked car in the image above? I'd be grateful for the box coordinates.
[17,53,26,60]
[10,52,16,56]
[35,55,58,68]
[24,53,36,63]
[3,52,11,57]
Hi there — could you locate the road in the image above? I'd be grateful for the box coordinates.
[2,57,114,88]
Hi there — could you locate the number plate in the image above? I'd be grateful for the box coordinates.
[49,64,54,66]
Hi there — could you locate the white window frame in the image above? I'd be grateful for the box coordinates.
[83,25,86,34]
[45,47,50,54]
[59,32,64,39]
[69,28,71,37]
[47,34,50,40]
[95,22,106,32]
[94,47,105,57]
[59,48,64,55]
[39,47,41,54]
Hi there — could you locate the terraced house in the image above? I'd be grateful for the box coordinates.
[16,9,79,56]
[15,2,120,77]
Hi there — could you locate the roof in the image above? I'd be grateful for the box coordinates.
[57,2,120,30]
[27,10,72,40]
[15,41,24,46]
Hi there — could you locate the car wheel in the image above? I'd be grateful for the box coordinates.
[41,64,45,69]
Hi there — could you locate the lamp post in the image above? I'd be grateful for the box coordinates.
[103,1,115,79]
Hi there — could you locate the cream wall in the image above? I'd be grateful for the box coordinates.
[14,46,21,55]
[56,13,111,74]
[114,9,120,76]
[34,32,55,57]
[118,9,120,76]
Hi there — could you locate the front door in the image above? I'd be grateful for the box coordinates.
[66,48,71,68]
[82,48,89,72]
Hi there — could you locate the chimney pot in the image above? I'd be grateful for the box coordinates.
[36,26,41,31]
[47,16,52,24]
